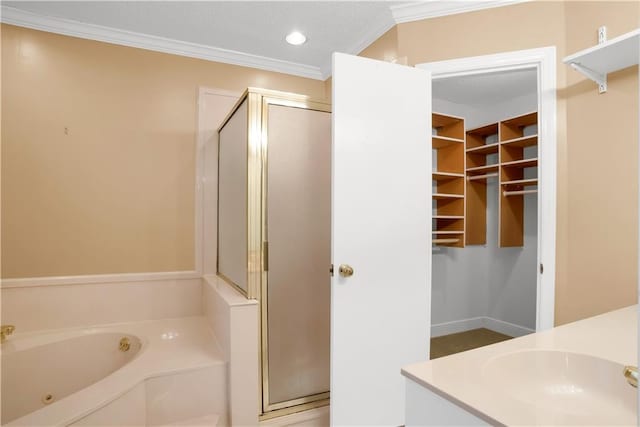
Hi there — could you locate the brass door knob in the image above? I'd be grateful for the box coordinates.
[624,365,638,388]
[338,264,354,277]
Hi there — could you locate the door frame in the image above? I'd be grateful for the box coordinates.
[417,46,557,331]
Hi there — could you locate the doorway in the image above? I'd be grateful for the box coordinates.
[418,47,557,357]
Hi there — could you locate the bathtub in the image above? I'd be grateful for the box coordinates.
[1,317,227,426]
[2,332,142,424]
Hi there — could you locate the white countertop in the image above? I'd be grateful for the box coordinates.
[402,306,638,426]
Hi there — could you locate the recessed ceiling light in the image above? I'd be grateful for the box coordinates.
[286,31,307,46]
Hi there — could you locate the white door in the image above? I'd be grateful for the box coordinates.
[331,53,432,426]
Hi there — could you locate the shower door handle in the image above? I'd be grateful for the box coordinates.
[338,264,354,278]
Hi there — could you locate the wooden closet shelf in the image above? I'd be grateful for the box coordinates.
[433,193,464,200]
[433,135,465,149]
[433,113,464,128]
[501,111,538,127]
[466,164,499,174]
[432,171,464,181]
[432,231,464,235]
[502,178,538,187]
[467,123,499,136]
[501,134,538,148]
[433,215,464,220]
[501,158,538,169]
[466,143,499,155]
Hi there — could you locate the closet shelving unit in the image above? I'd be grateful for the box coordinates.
[465,123,499,245]
[499,111,538,247]
[463,112,539,247]
[432,113,466,247]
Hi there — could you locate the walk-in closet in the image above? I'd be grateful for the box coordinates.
[430,69,540,358]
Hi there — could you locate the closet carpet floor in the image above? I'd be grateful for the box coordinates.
[430,328,512,359]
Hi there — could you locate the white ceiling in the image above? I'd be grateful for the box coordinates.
[1,1,528,80]
[433,68,537,106]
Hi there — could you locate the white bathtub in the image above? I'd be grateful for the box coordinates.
[2,332,142,424]
[1,317,227,426]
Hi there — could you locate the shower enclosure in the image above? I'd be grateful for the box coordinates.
[217,88,331,417]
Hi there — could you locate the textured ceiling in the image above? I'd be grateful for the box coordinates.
[2,1,530,79]
[3,1,399,77]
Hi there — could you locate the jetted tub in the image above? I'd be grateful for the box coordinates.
[0,317,226,426]
[1,332,142,424]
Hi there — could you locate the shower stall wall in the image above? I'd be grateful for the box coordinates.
[217,88,331,417]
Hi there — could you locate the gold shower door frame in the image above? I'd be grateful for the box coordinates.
[217,88,331,418]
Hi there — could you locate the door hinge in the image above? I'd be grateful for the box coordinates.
[263,242,269,271]
[540,263,544,274]
[329,264,334,277]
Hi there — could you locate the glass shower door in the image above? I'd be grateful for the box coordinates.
[263,100,332,412]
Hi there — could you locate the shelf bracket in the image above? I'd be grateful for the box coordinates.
[569,63,607,93]
[569,26,608,93]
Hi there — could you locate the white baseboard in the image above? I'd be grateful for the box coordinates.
[483,316,534,337]
[431,317,485,338]
[431,316,534,338]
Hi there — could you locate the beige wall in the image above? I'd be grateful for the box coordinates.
[360,1,639,325]
[562,1,639,324]
[1,24,326,278]
[3,2,639,324]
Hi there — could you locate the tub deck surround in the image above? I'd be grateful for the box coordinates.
[4,316,225,426]
[402,306,638,426]
[202,275,260,427]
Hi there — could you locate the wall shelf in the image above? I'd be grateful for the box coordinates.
[501,135,538,148]
[563,28,640,93]
[433,135,465,149]
[466,142,499,155]
[466,164,499,174]
[501,158,538,169]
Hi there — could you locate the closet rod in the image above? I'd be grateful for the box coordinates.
[433,238,460,244]
[503,189,538,197]
[467,173,498,181]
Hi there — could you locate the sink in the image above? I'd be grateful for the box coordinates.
[482,350,637,425]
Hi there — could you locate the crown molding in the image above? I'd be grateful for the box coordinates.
[390,0,531,24]
[319,10,396,79]
[0,6,325,81]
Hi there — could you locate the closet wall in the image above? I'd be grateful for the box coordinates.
[432,90,538,336]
